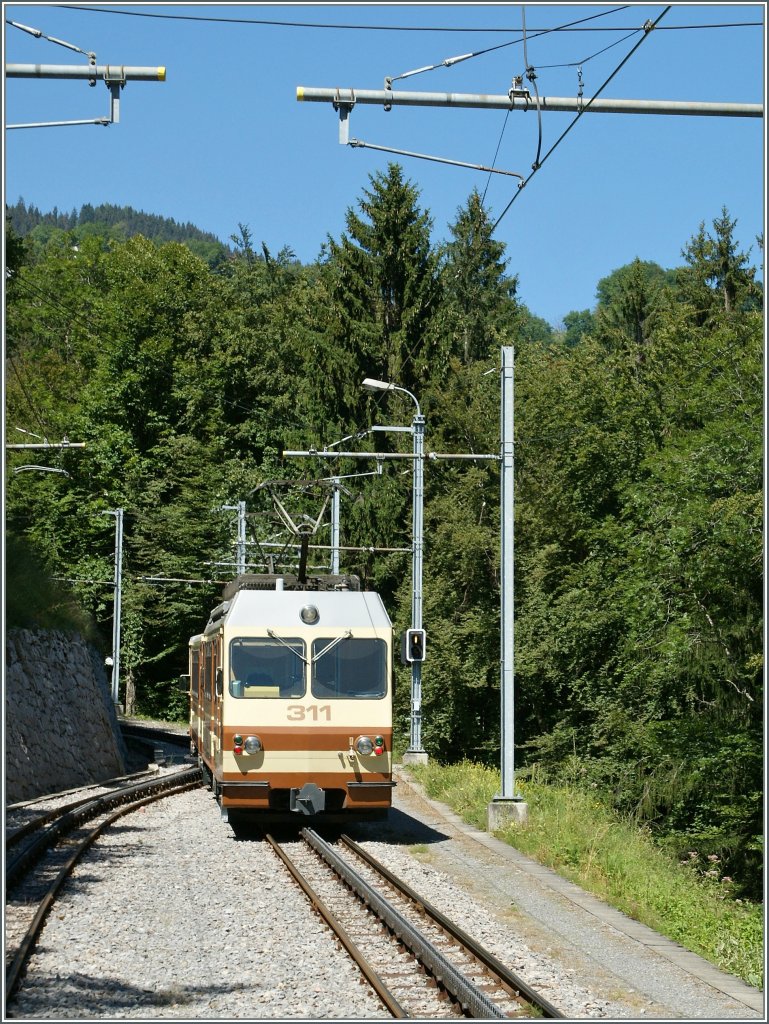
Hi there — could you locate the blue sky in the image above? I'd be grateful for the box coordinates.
[3,2,765,327]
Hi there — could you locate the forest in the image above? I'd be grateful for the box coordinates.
[5,167,763,897]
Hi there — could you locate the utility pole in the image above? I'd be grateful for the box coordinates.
[219,502,248,576]
[330,479,341,574]
[6,440,86,450]
[410,405,426,763]
[298,6,759,176]
[298,83,761,178]
[101,508,124,711]
[488,347,527,829]
[284,377,501,770]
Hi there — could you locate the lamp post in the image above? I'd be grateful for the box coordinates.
[362,377,427,764]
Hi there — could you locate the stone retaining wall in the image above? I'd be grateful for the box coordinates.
[5,629,127,803]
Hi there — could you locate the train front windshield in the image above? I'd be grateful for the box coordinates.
[229,638,305,698]
[228,636,387,699]
[312,637,387,699]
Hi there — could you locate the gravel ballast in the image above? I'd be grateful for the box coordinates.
[5,767,763,1020]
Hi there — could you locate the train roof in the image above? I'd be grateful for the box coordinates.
[222,573,361,599]
[201,575,392,635]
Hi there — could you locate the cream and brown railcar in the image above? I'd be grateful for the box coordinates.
[188,574,394,822]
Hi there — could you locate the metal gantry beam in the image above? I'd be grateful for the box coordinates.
[5,63,166,128]
[297,86,763,119]
[6,64,166,81]
[6,442,86,449]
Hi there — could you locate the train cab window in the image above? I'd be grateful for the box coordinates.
[229,638,306,698]
[311,638,387,699]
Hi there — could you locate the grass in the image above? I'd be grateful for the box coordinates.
[403,758,764,990]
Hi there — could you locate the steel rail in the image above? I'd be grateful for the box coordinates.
[6,767,201,888]
[6,766,159,813]
[5,775,201,1000]
[6,771,160,850]
[341,833,566,1018]
[265,834,407,1018]
[302,827,505,1018]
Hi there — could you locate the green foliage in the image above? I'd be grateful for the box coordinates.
[676,207,763,321]
[435,189,519,366]
[556,308,594,347]
[5,191,762,899]
[5,534,98,638]
[512,212,763,896]
[5,214,29,283]
[323,162,440,399]
[7,198,230,266]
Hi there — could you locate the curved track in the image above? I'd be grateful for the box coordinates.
[5,767,202,999]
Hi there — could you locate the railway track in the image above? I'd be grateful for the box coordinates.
[269,828,566,1018]
[5,766,202,999]
[6,722,564,1017]
[119,720,191,765]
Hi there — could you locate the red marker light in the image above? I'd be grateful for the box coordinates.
[374,745,384,755]
[234,745,243,755]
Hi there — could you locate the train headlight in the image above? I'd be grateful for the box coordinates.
[300,604,320,624]
[244,735,262,754]
[355,735,375,756]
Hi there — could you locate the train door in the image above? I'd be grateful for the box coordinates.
[201,638,214,763]
[189,641,201,756]
[213,633,224,778]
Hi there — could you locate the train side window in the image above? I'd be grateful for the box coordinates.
[190,649,200,698]
[229,638,306,698]
[203,644,213,701]
[311,638,387,699]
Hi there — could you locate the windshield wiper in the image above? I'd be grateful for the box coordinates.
[312,631,353,664]
[266,630,309,664]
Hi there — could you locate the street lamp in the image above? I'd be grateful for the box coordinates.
[362,376,427,764]
[12,465,70,477]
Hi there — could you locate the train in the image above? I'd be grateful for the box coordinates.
[187,572,394,823]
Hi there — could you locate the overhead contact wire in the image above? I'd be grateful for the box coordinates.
[521,6,543,171]
[387,6,633,84]
[59,5,634,33]
[492,6,672,232]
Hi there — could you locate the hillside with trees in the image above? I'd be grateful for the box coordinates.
[5,178,763,899]
[6,198,230,267]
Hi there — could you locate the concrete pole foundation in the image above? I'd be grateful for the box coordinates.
[487,797,529,831]
[402,750,429,766]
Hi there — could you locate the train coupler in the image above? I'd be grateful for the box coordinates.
[290,783,326,814]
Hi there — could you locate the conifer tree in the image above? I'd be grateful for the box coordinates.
[676,207,761,321]
[323,162,439,399]
[437,189,518,367]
